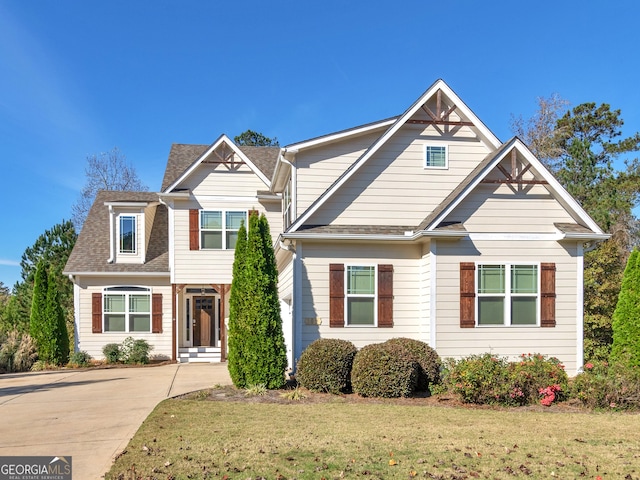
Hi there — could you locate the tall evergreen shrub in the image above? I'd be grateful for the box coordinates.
[29,260,48,359]
[227,221,248,386]
[227,212,287,388]
[611,249,640,367]
[45,269,69,365]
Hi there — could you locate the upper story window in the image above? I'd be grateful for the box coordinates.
[119,215,137,254]
[103,286,150,332]
[346,265,376,326]
[283,178,293,230]
[477,264,538,326]
[200,210,246,250]
[424,144,448,169]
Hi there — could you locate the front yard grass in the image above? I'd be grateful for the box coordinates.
[106,393,640,479]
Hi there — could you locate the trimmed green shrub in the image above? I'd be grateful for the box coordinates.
[122,337,152,364]
[0,331,38,373]
[384,337,441,391]
[351,343,418,398]
[44,268,69,366]
[296,339,358,393]
[611,249,640,368]
[228,213,287,389]
[103,343,121,364]
[572,361,640,410]
[68,350,92,367]
[447,353,511,404]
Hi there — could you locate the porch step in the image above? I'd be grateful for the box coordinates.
[178,347,222,363]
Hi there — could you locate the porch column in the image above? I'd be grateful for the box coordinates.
[212,283,231,361]
[171,284,177,362]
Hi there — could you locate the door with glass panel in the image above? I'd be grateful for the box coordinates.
[193,296,216,346]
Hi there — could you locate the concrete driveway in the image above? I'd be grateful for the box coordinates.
[0,363,232,479]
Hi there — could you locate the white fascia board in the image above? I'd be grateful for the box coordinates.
[288,79,501,234]
[104,201,150,207]
[164,134,271,192]
[65,271,170,277]
[282,230,467,242]
[284,118,397,152]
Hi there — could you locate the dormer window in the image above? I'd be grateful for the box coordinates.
[119,215,137,254]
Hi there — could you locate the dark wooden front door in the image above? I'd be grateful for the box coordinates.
[193,296,215,347]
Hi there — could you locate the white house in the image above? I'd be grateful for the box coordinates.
[64,79,608,374]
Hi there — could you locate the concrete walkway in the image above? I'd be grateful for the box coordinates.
[0,363,232,479]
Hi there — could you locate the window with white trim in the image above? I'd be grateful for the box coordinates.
[119,215,137,254]
[103,287,151,332]
[477,264,538,326]
[200,210,247,249]
[346,265,376,326]
[283,178,293,229]
[424,144,448,169]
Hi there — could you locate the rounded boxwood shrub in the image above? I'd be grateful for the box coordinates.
[102,343,121,364]
[351,342,419,398]
[296,339,358,393]
[384,337,441,391]
[68,350,92,368]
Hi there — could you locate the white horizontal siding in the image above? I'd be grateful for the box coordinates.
[74,276,172,361]
[181,163,269,196]
[445,185,576,233]
[294,132,379,215]
[434,238,581,374]
[299,242,424,352]
[172,198,282,284]
[307,124,492,226]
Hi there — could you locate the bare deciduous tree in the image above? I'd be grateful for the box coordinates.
[510,93,570,169]
[71,147,148,230]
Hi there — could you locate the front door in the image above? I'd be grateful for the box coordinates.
[193,296,215,347]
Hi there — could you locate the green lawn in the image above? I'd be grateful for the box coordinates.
[106,391,640,479]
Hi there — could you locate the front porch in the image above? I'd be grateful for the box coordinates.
[172,283,231,363]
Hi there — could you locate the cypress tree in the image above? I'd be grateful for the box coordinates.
[45,269,69,365]
[29,260,48,360]
[227,212,287,388]
[228,219,248,386]
[611,249,640,367]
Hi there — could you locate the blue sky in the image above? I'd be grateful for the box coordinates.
[1,0,639,288]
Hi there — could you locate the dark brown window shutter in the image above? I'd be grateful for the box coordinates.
[152,293,163,333]
[541,263,556,327]
[378,264,393,327]
[92,292,102,333]
[248,209,259,218]
[189,209,199,250]
[329,264,344,327]
[460,262,476,328]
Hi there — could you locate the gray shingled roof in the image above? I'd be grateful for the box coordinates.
[296,225,415,235]
[160,143,280,192]
[64,191,169,274]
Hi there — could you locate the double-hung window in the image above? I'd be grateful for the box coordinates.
[103,287,151,332]
[119,215,137,254]
[477,264,538,326]
[346,265,376,326]
[283,178,293,229]
[424,144,448,169]
[200,210,246,249]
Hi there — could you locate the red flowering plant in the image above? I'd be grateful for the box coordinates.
[539,384,562,406]
[508,353,569,406]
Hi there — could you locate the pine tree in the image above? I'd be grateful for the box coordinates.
[228,220,248,386]
[611,249,640,367]
[227,212,287,388]
[29,260,49,360]
[45,269,69,365]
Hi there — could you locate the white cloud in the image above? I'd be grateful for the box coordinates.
[0,259,20,267]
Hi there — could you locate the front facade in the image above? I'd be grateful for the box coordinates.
[65,80,607,374]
